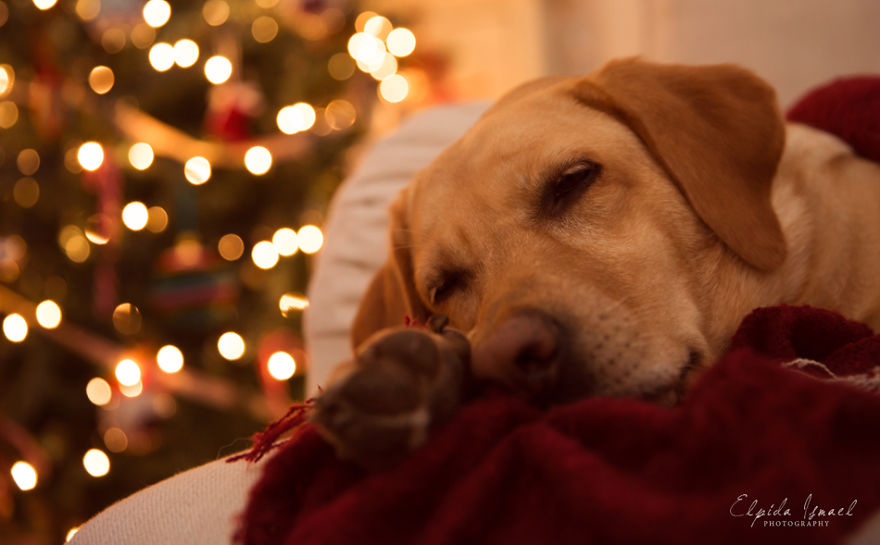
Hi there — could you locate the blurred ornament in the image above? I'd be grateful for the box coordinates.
[205,81,263,141]
[150,235,238,331]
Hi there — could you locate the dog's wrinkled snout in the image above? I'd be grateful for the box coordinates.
[472,309,566,398]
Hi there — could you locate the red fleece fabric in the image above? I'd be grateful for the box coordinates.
[238,306,880,545]
[787,76,880,163]
[237,78,880,544]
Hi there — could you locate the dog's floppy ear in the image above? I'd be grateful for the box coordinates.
[351,190,429,348]
[574,58,787,271]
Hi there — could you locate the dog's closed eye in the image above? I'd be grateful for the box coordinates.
[539,160,602,217]
[428,269,469,306]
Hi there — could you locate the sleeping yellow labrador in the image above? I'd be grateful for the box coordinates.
[312,58,880,468]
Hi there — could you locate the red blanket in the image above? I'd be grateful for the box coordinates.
[236,78,880,544]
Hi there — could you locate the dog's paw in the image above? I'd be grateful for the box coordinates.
[311,322,468,470]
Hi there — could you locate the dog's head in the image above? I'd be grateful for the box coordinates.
[353,58,788,404]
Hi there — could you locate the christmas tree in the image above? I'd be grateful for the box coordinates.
[0,0,419,542]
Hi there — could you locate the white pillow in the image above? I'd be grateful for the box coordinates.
[304,102,489,395]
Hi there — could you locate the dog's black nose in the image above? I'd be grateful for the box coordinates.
[471,308,564,398]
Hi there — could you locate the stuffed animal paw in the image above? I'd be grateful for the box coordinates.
[311,316,470,470]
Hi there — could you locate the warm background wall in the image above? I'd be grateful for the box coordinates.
[369,0,880,107]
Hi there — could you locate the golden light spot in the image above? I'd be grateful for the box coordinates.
[327,53,355,81]
[142,0,170,28]
[103,427,128,453]
[33,0,57,10]
[119,381,143,398]
[276,102,315,134]
[267,351,296,380]
[59,226,91,263]
[75,0,100,21]
[173,39,199,68]
[122,201,149,231]
[2,313,28,343]
[128,142,154,170]
[0,101,19,129]
[204,55,232,85]
[354,11,378,32]
[347,32,385,69]
[254,0,278,7]
[363,15,392,40]
[251,240,279,269]
[146,206,168,233]
[217,331,245,361]
[101,28,126,53]
[244,146,272,175]
[10,461,37,491]
[88,66,114,94]
[369,52,397,81]
[35,300,62,329]
[66,527,80,542]
[324,99,356,131]
[84,214,110,245]
[114,358,141,386]
[85,377,112,406]
[279,293,309,317]
[386,27,416,57]
[218,234,244,261]
[184,156,211,185]
[202,0,229,26]
[82,449,110,477]
[112,303,142,335]
[379,74,409,103]
[272,228,297,256]
[296,225,324,254]
[156,344,184,373]
[148,42,175,72]
[77,141,104,171]
[13,177,39,208]
[130,23,156,49]
[251,16,278,43]
[0,65,13,97]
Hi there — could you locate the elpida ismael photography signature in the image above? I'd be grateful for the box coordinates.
[730,493,858,528]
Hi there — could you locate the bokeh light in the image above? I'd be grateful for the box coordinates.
[77,142,104,171]
[16,149,39,175]
[35,300,62,329]
[327,53,355,80]
[128,142,154,170]
[218,233,244,261]
[82,449,110,478]
[204,55,232,84]
[10,461,37,491]
[103,427,128,453]
[2,313,27,343]
[244,146,272,175]
[75,0,100,21]
[324,99,356,131]
[272,228,298,256]
[142,0,171,28]
[184,156,211,185]
[114,358,141,386]
[147,206,169,233]
[279,293,309,316]
[88,66,114,94]
[202,0,229,26]
[156,344,184,373]
[364,15,392,40]
[148,42,175,72]
[122,201,149,231]
[0,64,13,97]
[296,225,324,254]
[386,28,416,57]
[66,528,80,542]
[112,302,142,335]
[251,240,279,269]
[33,0,57,10]
[173,39,199,68]
[267,351,296,380]
[85,377,112,406]
[13,177,39,208]
[217,331,245,361]
[0,100,18,128]
[276,102,316,134]
[251,16,278,43]
[379,74,409,103]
